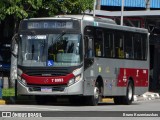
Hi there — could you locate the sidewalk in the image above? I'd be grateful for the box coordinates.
[134,92,160,101]
[0,99,5,105]
[102,91,160,103]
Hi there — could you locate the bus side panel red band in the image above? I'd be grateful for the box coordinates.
[117,68,149,87]
[21,73,74,85]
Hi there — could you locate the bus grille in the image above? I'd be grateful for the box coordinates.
[28,86,66,92]
[24,68,69,76]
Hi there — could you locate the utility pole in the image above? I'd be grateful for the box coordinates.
[146,0,150,11]
[120,0,124,26]
[93,0,101,17]
[96,0,101,10]
[93,0,96,17]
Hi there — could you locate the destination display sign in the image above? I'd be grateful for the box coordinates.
[27,21,73,29]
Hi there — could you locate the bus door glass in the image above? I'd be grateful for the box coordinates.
[84,26,94,58]
[84,26,95,69]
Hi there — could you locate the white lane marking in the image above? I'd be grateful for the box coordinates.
[0,105,61,111]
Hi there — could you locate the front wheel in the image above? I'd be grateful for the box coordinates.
[86,82,100,106]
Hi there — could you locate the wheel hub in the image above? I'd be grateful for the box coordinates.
[94,87,99,99]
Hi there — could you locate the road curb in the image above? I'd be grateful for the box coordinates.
[102,98,114,103]
[134,95,138,101]
[135,92,160,101]
[0,99,6,105]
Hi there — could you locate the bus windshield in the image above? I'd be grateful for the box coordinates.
[18,33,82,67]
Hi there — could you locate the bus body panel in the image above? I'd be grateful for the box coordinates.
[17,78,84,95]
[83,57,149,96]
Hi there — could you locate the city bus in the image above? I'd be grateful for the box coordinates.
[11,15,149,105]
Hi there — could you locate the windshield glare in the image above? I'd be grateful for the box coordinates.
[18,34,82,67]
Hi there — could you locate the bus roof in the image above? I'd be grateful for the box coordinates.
[23,15,148,34]
[55,15,116,24]
[24,15,116,25]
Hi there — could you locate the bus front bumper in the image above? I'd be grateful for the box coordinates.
[16,79,84,96]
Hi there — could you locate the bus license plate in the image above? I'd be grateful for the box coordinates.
[41,87,52,92]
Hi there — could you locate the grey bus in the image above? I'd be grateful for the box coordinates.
[11,15,149,105]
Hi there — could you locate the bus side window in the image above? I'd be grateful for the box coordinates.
[95,28,104,57]
[104,32,113,58]
[134,34,142,60]
[142,35,147,60]
[124,32,133,59]
[114,32,124,58]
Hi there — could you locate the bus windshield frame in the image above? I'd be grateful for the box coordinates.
[18,33,83,67]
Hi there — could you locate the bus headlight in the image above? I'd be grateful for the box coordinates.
[18,75,27,86]
[68,74,81,86]
[68,78,75,86]
[75,74,81,82]
[21,79,27,86]
[17,75,21,80]
[17,68,23,76]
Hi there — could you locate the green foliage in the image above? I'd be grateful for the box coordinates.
[0,0,94,33]
[40,0,94,17]
[0,0,43,20]
[0,1,6,20]
[0,0,94,20]
[2,88,15,97]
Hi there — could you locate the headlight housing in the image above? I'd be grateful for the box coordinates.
[68,74,81,86]
[18,75,27,86]
[21,78,27,86]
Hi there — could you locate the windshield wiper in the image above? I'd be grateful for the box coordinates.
[52,32,66,44]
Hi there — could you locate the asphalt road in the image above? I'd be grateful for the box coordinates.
[2,99,160,111]
[0,98,160,120]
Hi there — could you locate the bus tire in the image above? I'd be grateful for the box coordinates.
[114,96,123,105]
[69,96,84,105]
[35,95,47,105]
[123,81,134,105]
[86,82,100,106]
[14,79,18,104]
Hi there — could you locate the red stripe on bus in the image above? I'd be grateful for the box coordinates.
[21,73,74,85]
[117,68,149,87]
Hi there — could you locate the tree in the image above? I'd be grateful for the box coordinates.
[0,0,94,32]
[0,1,6,20]
[0,0,43,19]
[38,0,94,17]
[0,0,94,88]
[0,0,43,88]
[0,0,94,20]
[1,0,43,33]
